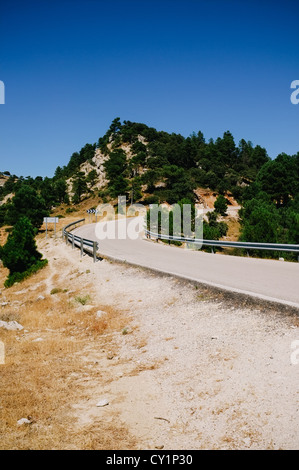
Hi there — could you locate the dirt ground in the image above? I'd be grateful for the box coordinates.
[0,234,298,450]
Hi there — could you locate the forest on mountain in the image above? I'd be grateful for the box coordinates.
[1,118,298,260]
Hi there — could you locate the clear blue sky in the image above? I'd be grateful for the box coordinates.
[0,0,298,177]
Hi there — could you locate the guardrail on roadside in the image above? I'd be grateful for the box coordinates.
[144,229,299,259]
[62,219,99,262]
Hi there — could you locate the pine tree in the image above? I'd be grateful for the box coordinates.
[0,217,47,286]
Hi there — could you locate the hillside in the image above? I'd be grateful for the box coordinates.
[0,118,298,258]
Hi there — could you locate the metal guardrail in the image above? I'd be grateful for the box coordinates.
[62,219,299,262]
[144,229,299,257]
[62,219,99,262]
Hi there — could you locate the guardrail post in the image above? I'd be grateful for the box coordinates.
[93,242,97,263]
[72,234,74,249]
[81,239,84,258]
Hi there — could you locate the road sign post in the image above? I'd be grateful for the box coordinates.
[44,217,59,239]
[87,209,98,223]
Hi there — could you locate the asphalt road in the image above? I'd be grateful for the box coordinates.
[73,218,299,309]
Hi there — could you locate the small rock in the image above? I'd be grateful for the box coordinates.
[0,320,24,331]
[96,310,106,319]
[96,399,109,407]
[211,336,219,340]
[32,338,44,342]
[155,445,164,450]
[1,302,8,307]
[243,437,251,447]
[37,295,45,301]
[17,418,31,426]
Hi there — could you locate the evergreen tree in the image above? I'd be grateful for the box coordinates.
[0,217,47,286]
[5,185,48,229]
[214,194,228,216]
[72,172,88,203]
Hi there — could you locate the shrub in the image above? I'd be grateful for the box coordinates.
[0,217,48,287]
[4,259,48,288]
[74,295,90,305]
[50,288,63,295]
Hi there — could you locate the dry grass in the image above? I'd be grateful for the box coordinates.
[0,255,136,450]
[224,217,241,242]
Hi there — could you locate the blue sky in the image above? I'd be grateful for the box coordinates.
[0,0,298,177]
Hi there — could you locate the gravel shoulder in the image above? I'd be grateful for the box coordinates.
[2,236,298,450]
[51,237,299,450]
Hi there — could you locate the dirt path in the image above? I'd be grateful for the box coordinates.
[36,236,299,450]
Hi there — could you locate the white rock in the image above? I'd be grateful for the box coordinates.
[17,418,31,426]
[96,310,106,318]
[37,295,45,301]
[0,320,24,331]
[96,399,109,407]
[243,437,251,447]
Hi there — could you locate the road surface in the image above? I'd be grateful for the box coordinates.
[73,218,299,309]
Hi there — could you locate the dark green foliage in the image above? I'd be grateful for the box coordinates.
[214,194,228,216]
[0,205,6,227]
[71,172,88,203]
[159,166,196,204]
[129,176,143,203]
[3,259,48,288]
[104,149,127,181]
[5,185,49,229]
[103,149,129,199]
[255,153,298,207]
[204,211,228,242]
[54,179,69,204]
[86,169,98,189]
[0,217,47,287]
[238,152,299,259]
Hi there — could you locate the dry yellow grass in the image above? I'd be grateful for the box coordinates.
[225,217,241,241]
[0,253,136,450]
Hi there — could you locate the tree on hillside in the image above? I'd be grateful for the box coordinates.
[71,172,88,204]
[5,185,48,229]
[214,194,228,216]
[239,197,280,244]
[104,149,129,199]
[104,149,127,182]
[215,131,237,166]
[162,165,196,204]
[40,177,58,209]
[86,169,98,189]
[256,153,298,207]
[54,179,69,204]
[0,217,47,287]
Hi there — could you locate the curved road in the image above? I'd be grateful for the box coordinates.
[73,218,299,309]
